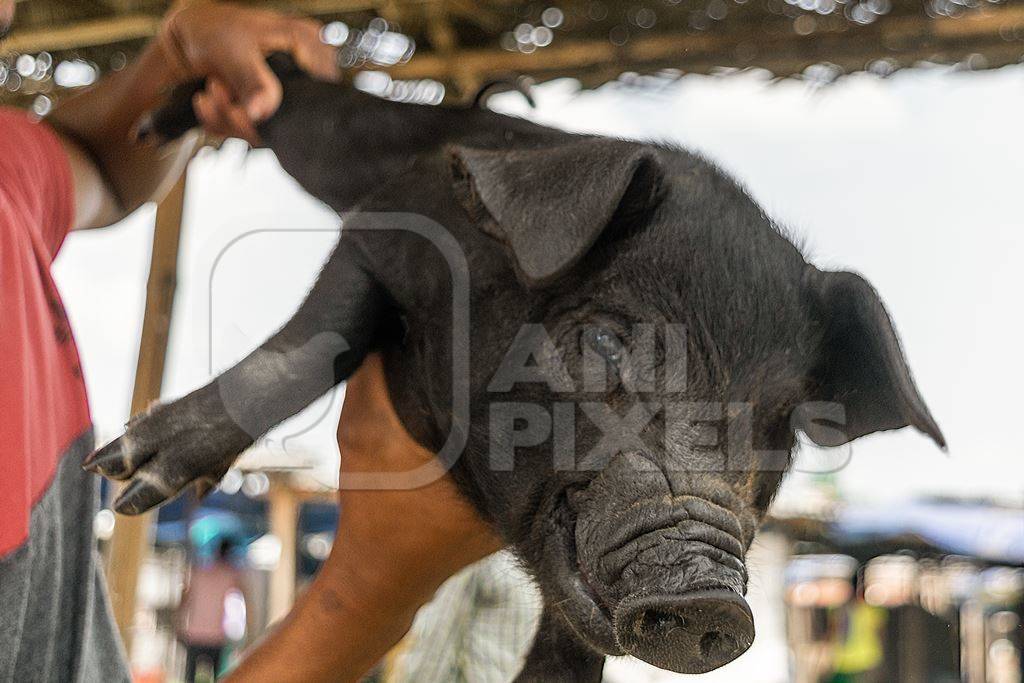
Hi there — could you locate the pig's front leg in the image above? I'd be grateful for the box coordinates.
[514,610,605,683]
[85,243,387,514]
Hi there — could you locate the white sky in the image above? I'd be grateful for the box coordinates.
[53,65,1024,504]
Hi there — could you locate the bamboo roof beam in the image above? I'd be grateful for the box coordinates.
[386,5,1024,83]
[0,14,161,54]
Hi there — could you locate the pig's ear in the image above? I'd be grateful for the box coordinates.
[450,138,662,287]
[799,269,945,449]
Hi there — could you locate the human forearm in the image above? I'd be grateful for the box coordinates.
[48,40,197,228]
[225,564,419,683]
[225,486,496,683]
[224,355,501,682]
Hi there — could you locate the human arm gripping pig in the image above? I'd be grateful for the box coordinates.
[87,60,944,681]
[48,5,337,231]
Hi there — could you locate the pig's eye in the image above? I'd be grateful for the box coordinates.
[581,326,624,365]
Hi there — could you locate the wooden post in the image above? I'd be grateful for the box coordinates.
[267,476,300,623]
[106,172,187,654]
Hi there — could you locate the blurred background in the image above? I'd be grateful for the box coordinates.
[4,0,1024,681]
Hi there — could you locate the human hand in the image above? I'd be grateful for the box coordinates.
[156,0,338,144]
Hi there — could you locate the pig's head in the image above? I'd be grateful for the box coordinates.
[447,137,944,674]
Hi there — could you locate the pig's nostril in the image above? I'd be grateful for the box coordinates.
[637,610,687,637]
[699,630,737,659]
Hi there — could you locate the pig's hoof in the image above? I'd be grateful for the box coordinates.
[83,384,253,515]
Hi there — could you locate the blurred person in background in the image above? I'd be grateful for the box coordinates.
[0,1,335,680]
[177,539,249,681]
[827,574,887,683]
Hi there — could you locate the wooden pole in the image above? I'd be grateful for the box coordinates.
[267,476,301,624]
[106,171,188,654]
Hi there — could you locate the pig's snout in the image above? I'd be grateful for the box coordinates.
[613,588,754,674]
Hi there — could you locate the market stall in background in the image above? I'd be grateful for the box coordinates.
[777,498,1023,682]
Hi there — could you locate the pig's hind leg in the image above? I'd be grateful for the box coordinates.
[514,610,605,683]
[85,242,387,515]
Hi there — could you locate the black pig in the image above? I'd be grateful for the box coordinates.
[86,60,944,681]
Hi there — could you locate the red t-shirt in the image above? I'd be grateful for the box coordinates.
[0,108,91,557]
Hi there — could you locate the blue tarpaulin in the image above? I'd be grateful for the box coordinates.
[833,501,1024,564]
